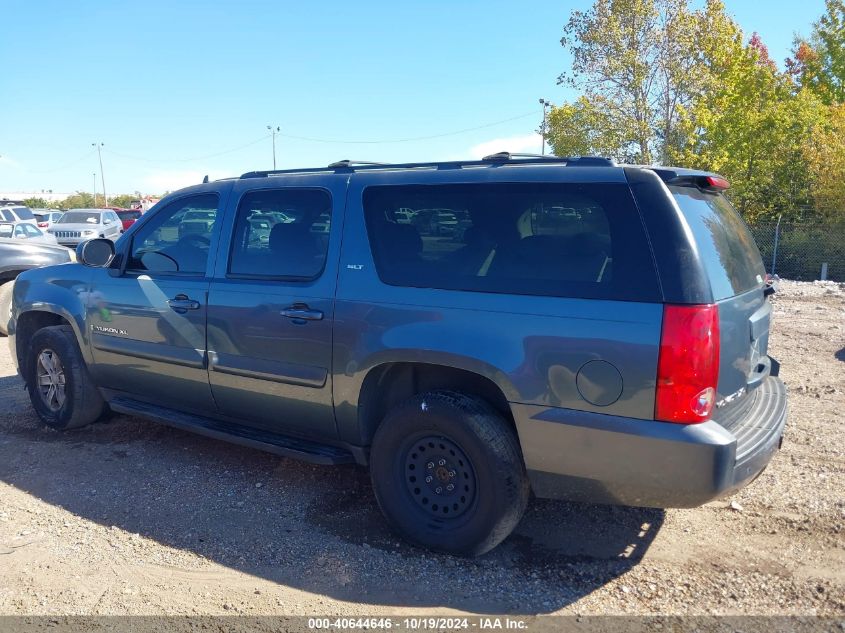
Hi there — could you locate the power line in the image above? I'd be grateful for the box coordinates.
[26,149,96,174]
[277,111,538,144]
[102,134,272,164]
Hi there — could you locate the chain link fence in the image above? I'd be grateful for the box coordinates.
[746,220,845,281]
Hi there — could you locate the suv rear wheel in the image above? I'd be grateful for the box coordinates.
[370,391,529,556]
[27,325,106,429]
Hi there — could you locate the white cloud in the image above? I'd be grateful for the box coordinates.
[142,169,230,193]
[468,133,544,159]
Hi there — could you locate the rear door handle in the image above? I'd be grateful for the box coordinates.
[281,304,323,321]
[168,294,201,312]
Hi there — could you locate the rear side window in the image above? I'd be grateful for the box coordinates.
[228,188,332,279]
[669,187,765,300]
[14,207,35,220]
[363,182,659,301]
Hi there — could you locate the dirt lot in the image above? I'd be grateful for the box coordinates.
[0,280,842,616]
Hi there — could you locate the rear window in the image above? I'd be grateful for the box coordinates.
[12,207,34,220]
[119,210,142,220]
[363,182,660,301]
[60,211,101,224]
[669,187,766,300]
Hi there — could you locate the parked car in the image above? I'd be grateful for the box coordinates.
[0,205,38,227]
[115,209,143,231]
[46,209,123,247]
[9,155,787,556]
[0,221,59,245]
[0,239,73,335]
[33,209,65,230]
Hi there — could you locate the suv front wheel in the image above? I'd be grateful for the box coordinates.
[27,325,106,429]
[370,391,529,556]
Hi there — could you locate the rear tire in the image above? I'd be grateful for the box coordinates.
[370,390,529,556]
[0,280,13,336]
[27,325,105,430]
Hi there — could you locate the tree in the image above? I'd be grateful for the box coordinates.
[57,193,96,209]
[22,197,50,209]
[788,0,845,104]
[803,104,845,216]
[555,0,740,163]
[108,194,136,209]
[672,34,825,220]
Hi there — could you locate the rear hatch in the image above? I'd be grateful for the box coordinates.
[668,184,771,430]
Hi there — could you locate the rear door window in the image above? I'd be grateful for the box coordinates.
[669,187,765,300]
[228,188,332,280]
[363,182,659,301]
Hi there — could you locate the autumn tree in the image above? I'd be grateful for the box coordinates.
[803,104,845,216]
[789,0,845,104]
[554,0,739,163]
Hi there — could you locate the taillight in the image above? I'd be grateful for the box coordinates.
[37,222,48,227]
[705,176,730,190]
[655,304,720,424]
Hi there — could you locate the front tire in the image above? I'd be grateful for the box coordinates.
[370,391,529,556]
[27,325,105,430]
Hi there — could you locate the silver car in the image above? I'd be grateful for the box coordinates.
[47,209,123,247]
[0,221,58,245]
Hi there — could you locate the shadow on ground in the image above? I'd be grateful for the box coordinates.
[0,373,664,614]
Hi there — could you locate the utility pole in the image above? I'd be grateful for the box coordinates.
[92,142,106,207]
[93,172,97,206]
[267,125,280,170]
[539,98,552,155]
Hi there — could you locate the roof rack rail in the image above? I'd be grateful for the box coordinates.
[327,159,389,169]
[239,154,617,179]
[482,152,564,162]
[481,152,615,166]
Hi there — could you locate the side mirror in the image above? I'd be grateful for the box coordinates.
[77,238,115,268]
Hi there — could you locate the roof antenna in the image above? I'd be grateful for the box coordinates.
[202,175,209,183]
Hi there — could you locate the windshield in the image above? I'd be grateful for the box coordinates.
[59,211,101,224]
[669,186,766,300]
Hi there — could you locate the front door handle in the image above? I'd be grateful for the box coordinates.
[281,304,323,321]
[168,294,201,312]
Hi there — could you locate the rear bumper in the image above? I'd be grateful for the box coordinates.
[513,376,787,508]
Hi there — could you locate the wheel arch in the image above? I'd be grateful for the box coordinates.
[356,361,516,448]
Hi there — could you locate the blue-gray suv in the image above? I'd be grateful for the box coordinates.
[8,154,787,555]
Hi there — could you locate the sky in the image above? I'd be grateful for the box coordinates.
[0,0,828,197]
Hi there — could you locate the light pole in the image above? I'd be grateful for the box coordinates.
[267,125,280,169]
[539,98,552,155]
[92,143,106,207]
[93,172,97,206]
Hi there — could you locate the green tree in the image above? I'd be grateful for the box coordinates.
[108,194,136,209]
[22,197,50,209]
[57,192,97,209]
[672,32,825,220]
[789,0,845,104]
[803,103,845,216]
[555,0,740,163]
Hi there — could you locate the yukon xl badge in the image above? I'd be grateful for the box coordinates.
[92,325,128,336]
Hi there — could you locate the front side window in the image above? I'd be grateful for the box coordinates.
[14,224,26,238]
[23,224,42,237]
[128,194,219,274]
[228,188,332,279]
[363,182,659,300]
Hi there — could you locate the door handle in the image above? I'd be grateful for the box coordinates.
[168,294,201,312]
[280,304,323,321]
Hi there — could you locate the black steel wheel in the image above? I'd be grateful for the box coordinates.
[370,390,529,556]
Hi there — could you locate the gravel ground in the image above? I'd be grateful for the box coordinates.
[0,280,842,616]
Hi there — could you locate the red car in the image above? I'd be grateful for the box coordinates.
[115,209,142,231]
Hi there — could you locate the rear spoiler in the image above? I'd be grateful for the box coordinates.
[648,168,730,191]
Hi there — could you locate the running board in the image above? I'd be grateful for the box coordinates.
[109,397,355,465]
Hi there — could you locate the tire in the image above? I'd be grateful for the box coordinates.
[27,325,105,430]
[0,280,13,337]
[370,390,529,556]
